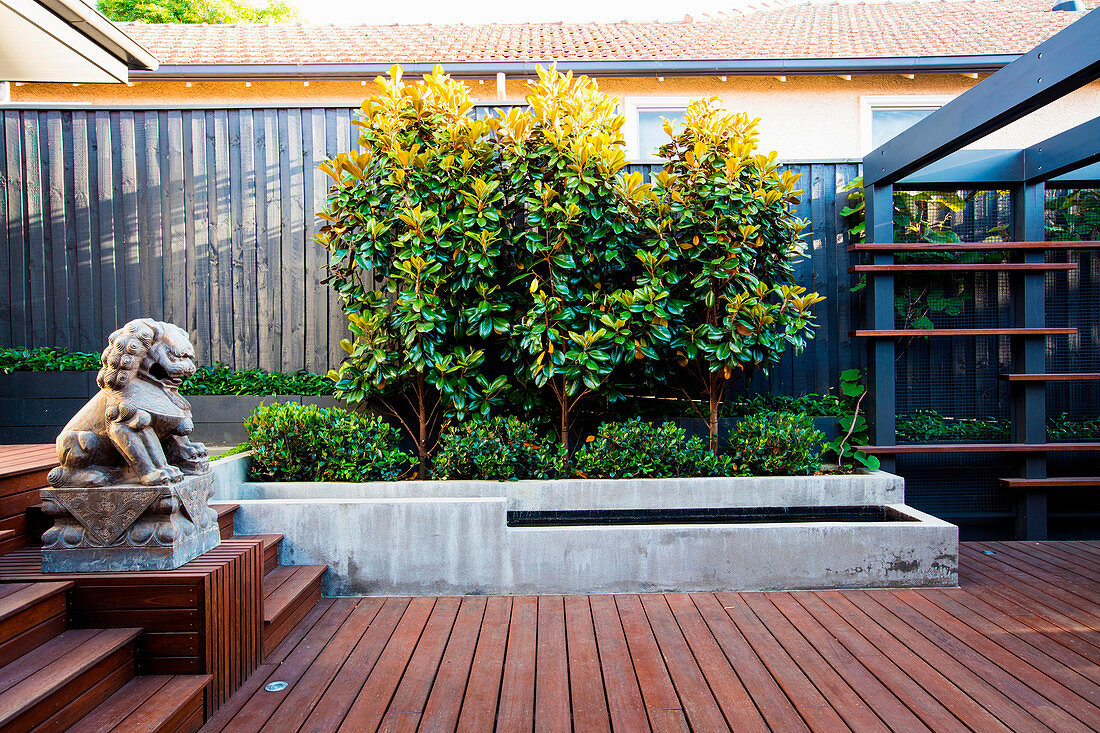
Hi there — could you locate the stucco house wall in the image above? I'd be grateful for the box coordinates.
[11,74,1100,162]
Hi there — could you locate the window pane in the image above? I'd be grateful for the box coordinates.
[638,108,685,161]
[871,107,936,149]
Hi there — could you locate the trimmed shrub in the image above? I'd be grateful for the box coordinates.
[245,402,413,482]
[573,419,735,479]
[726,412,823,476]
[432,416,564,480]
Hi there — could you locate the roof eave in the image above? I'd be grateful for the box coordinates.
[38,0,159,71]
[128,55,1021,82]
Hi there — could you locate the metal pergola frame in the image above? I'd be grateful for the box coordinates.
[857,7,1100,540]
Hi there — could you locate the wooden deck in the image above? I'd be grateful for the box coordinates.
[201,541,1100,732]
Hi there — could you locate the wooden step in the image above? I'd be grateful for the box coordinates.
[999,477,1100,489]
[0,581,70,668]
[246,534,283,575]
[0,626,141,732]
[262,565,325,658]
[68,674,211,733]
[211,504,238,540]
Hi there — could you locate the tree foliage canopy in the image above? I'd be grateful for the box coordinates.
[97,0,299,24]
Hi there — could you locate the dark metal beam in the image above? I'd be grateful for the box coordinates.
[863,7,1100,186]
[1023,115,1100,182]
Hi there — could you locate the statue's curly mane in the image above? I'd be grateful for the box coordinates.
[98,319,161,390]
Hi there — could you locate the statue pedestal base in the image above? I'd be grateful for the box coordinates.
[40,471,221,572]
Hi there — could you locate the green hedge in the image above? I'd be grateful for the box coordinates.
[0,346,335,396]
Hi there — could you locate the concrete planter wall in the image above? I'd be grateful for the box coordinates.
[212,453,958,596]
[0,371,342,444]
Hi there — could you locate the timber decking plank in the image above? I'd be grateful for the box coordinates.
[377,596,460,733]
[873,589,1095,732]
[533,595,570,733]
[219,598,359,732]
[562,595,612,733]
[733,592,890,732]
[336,597,435,732]
[976,542,1100,598]
[960,547,1100,631]
[662,593,769,732]
[418,596,487,733]
[789,592,972,733]
[66,674,169,732]
[918,590,1100,709]
[588,594,649,732]
[957,561,1100,662]
[299,597,412,733]
[712,592,848,732]
[761,592,931,732]
[639,593,731,733]
[455,596,512,733]
[261,597,385,733]
[843,591,1051,733]
[615,593,691,732]
[494,595,538,732]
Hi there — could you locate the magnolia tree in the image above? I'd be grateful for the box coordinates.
[646,98,825,450]
[496,67,658,452]
[316,66,510,476]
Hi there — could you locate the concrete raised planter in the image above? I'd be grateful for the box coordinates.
[212,453,957,596]
[0,371,342,444]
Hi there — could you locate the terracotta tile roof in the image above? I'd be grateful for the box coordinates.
[119,0,1097,66]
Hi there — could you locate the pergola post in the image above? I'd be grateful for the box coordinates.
[865,182,896,473]
[1011,181,1048,539]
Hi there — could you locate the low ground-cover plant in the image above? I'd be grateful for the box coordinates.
[895,409,1100,442]
[573,419,736,479]
[726,411,824,476]
[0,346,334,396]
[211,442,251,461]
[246,402,413,481]
[432,416,564,480]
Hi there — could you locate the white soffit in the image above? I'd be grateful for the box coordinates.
[1,0,156,83]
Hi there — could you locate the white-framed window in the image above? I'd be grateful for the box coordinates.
[860,95,955,154]
[623,97,693,163]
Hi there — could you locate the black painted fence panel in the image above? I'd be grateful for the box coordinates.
[0,107,859,394]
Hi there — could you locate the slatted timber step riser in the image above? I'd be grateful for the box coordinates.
[0,627,141,733]
[0,540,265,719]
[0,582,71,668]
[67,674,211,733]
[999,477,1100,489]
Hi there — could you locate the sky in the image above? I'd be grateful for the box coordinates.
[294,0,754,25]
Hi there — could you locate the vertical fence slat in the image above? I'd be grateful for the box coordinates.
[0,114,10,347]
[212,109,234,367]
[327,108,350,369]
[239,110,258,370]
[191,111,212,359]
[4,113,25,346]
[166,111,187,329]
[46,112,69,348]
[305,109,327,373]
[24,113,48,346]
[258,109,280,372]
[228,109,246,368]
[282,108,305,371]
[71,112,96,349]
[119,112,141,323]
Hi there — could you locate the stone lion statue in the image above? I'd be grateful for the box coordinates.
[48,319,209,488]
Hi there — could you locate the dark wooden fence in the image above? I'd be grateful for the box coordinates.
[0,106,860,394]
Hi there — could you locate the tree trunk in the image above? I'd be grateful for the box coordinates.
[417,372,429,478]
[708,383,720,454]
[559,386,570,455]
